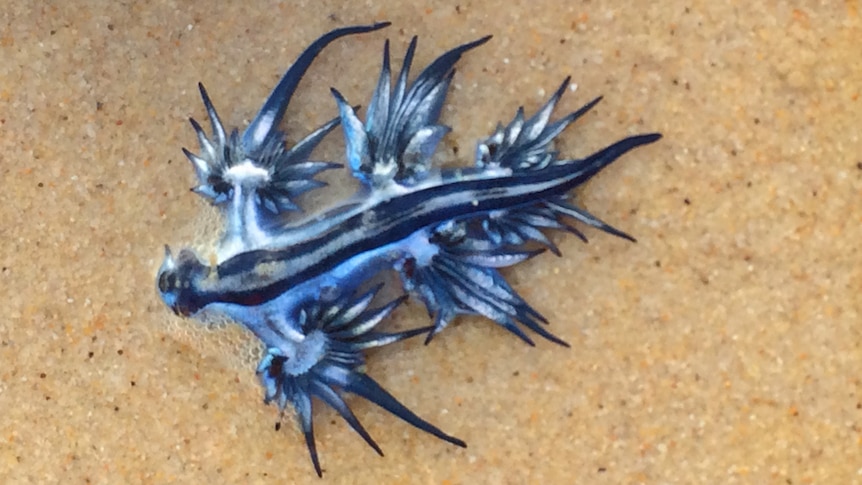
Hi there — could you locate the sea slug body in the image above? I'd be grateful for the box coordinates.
[156,22,660,477]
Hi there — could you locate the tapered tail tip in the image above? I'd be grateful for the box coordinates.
[640,133,662,144]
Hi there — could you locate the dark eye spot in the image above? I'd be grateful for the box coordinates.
[158,271,170,293]
[158,271,178,293]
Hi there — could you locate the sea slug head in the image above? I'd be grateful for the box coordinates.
[156,246,209,317]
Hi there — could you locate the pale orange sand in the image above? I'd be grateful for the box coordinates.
[1,2,860,484]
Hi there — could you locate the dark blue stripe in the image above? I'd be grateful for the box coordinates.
[199,134,660,307]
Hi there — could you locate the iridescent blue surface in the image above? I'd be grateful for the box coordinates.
[156,23,659,476]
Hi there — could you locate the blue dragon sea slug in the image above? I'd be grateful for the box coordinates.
[156,22,660,477]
